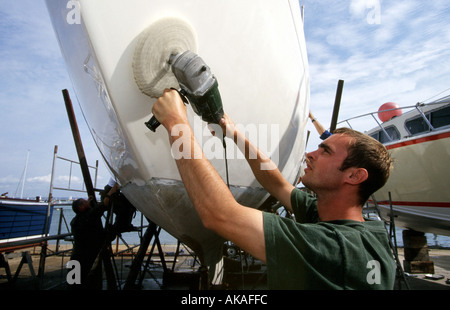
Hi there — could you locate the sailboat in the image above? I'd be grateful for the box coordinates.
[45,0,310,272]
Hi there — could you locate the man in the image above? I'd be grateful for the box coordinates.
[70,185,117,289]
[152,89,395,289]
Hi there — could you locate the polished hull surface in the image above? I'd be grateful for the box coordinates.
[46,0,309,266]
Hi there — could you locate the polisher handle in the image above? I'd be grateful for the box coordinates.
[145,116,160,132]
[145,89,188,132]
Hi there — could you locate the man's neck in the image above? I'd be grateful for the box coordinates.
[316,192,364,222]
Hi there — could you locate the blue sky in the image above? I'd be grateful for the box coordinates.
[0,0,108,198]
[1,0,450,198]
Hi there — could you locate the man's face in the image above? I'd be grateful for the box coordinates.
[302,134,352,192]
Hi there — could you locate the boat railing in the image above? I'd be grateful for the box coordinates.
[49,146,100,195]
[336,98,450,143]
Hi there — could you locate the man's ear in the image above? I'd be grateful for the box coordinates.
[345,168,368,185]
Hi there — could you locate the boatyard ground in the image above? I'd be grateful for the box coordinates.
[395,247,450,290]
[1,243,449,291]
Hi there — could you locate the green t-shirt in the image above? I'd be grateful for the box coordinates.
[263,188,396,290]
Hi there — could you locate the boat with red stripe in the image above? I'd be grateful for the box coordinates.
[340,94,450,236]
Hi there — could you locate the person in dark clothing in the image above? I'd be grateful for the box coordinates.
[101,178,137,234]
[70,185,117,289]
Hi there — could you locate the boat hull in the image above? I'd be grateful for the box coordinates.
[375,203,450,237]
[372,131,450,236]
[0,199,54,245]
[46,0,310,267]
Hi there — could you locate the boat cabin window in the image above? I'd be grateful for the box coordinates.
[369,126,400,143]
[405,116,429,135]
[431,105,450,128]
[405,106,450,136]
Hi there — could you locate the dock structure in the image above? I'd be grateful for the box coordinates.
[1,239,449,290]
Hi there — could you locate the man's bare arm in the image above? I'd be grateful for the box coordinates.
[220,115,295,213]
[153,90,266,262]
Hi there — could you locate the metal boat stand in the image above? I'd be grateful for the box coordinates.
[123,221,163,289]
[0,251,36,287]
[369,193,411,289]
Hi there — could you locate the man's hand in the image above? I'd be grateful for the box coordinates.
[219,113,237,138]
[152,89,188,131]
[209,113,238,141]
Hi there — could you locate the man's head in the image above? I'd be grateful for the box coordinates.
[334,128,393,204]
[72,198,90,214]
[303,127,393,205]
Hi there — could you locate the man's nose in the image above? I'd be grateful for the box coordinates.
[306,150,316,160]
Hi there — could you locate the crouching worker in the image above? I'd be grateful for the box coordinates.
[101,178,138,235]
[151,89,396,289]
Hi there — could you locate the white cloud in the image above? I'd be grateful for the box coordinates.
[57,175,83,184]
[27,174,51,183]
[0,176,20,184]
[26,174,51,183]
[26,174,83,184]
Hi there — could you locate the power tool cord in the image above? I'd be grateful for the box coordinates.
[222,133,230,188]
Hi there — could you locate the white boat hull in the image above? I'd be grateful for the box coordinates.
[46,1,310,267]
[372,128,450,236]
[376,203,450,237]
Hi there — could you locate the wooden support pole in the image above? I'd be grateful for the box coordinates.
[62,89,96,199]
[330,80,344,133]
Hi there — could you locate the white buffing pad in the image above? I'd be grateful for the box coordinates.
[133,17,198,98]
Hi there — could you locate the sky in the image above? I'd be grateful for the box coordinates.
[0,0,108,198]
[1,0,450,198]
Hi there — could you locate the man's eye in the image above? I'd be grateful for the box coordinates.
[322,147,332,155]
[318,144,332,155]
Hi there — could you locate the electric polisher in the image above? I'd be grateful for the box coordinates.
[132,17,224,132]
[145,51,224,132]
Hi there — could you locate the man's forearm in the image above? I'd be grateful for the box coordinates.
[230,128,294,209]
[167,122,266,261]
[169,123,238,229]
[152,89,267,261]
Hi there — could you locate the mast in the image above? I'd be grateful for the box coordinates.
[15,149,30,198]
